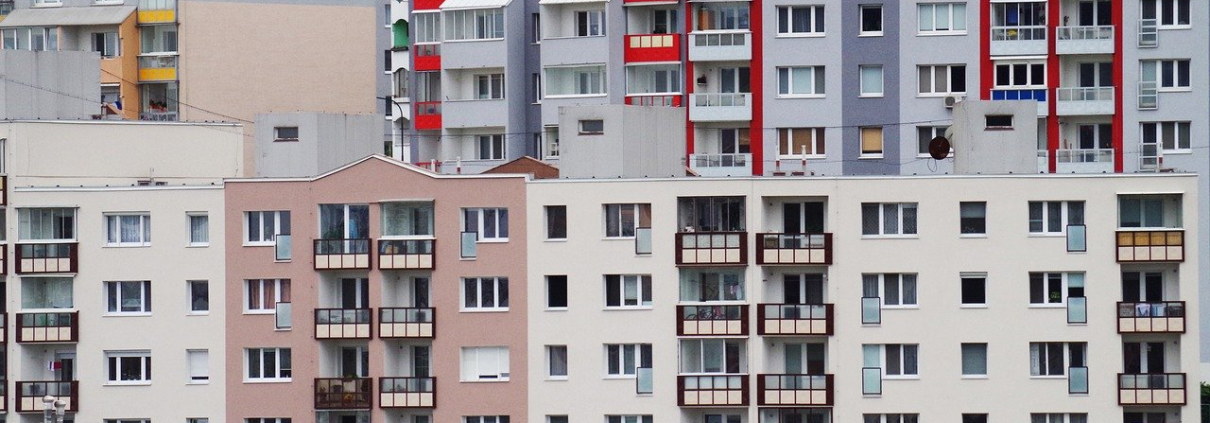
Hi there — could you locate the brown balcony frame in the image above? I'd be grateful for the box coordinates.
[1118,373,1186,405]
[16,312,78,343]
[677,305,748,336]
[378,307,435,339]
[314,308,373,339]
[756,374,833,406]
[377,239,435,270]
[678,374,749,407]
[756,233,833,265]
[315,377,373,410]
[1117,301,1185,333]
[757,303,833,336]
[379,377,436,408]
[15,381,77,413]
[675,232,748,266]
[313,239,372,270]
[1116,230,1184,263]
[0,244,7,275]
[15,242,78,274]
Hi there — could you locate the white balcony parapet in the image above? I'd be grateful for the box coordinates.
[1056,25,1114,54]
[1056,87,1115,116]
[688,153,752,177]
[688,31,751,61]
[689,93,751,122]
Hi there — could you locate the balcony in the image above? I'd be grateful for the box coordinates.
[689,93,751,122]
[625,94,682,107]
[414,44,441,71]
[15,243,77,274]
[1054,148,1114,173]
[380,377,435,408]
[1056,87,1115,116]
[756,374,833,406]
[625,34,681,63]
[378,307,435,339]
[756,233,832,265]
[140,111,178,121]
[378,239,435,270]
[15,381,77,413]
[1116,230,1184,263]
[678,375,749,407]
[441,99,508,129]
[314,239,372,270]
[414,0,441,10]
[315,309,372,339]
[1119,373,1186,405]
[757,304,833,336]
[688,32,751,61]
[990,26,1047,56]
[675,231,747,266]
[16,312,77,343]
[315,377,373,410]
[137,7,176,23]
[138,55,178,82]
[688,154,751,177]
[1056,26,1114,54]
[677,305,748,337]
[989,89,1048,116]
[415,102,442,130]
[0,244,7,275]
[1118,301,1185,333]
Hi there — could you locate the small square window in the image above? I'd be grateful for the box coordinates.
[860,127,884,157]
[985,115,1013,129]
[960,202,986,235]
[960,275,986,306]
[962,415,988,423]
[579,119,604,134]
[860,5,883,35]
[274,126,299,142]
[960,343,987,376]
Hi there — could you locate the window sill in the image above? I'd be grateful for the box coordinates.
[460,308,510,313]
[1156,87,1192,93]
[187,381,211,385]
[858,94,885,98]
[546,376,569,381]
[959,234,988,238]
[477,238,509,243]
[188,311,211,316]
[1029,375,1068,380]
[882,305,919,310]
[545,307,568,312]
[186,244,210,248]
[243,379,292,384]
[777,155,825,160]
[603,306,654,311]
[545,94,608,100]
[103,244,151,248]
[775,33,825,39]
[1161,150,1192,155]
[274,259,293,263]
[243,310,276,315]
[602,236,636,241]
[917,93,966,98]
[858,32,884,37]
[103,312,152,317]
[961,375,989,380]
[858,155,884,159]
[243,242,275,247]
[274,328,293,332]
[1026,233,1066,238]
[776,94,825,99]
[604,375,638,380]
[959,304,988,309]
[545,238,568,243]
[917,31,968,37]
[460,379,510,383]
[861,235,918,239]
[104,381,152,386]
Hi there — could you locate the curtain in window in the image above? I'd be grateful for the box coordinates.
[961,344,987,375]
[190,216,208,243]
[862,275,879,297]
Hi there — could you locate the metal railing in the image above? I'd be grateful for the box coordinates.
[16,311,78,343]
[138,54,178,69]
[692,93,749,107]
[1138,81,1158,110]
[861,297,881,325]
[861,367,881,395]
[379,307,435,338]
[1055,148,1113,164]
[379,377,436,408]
[415,43,440,57]
[313,239,372,270]
[415,101,442,116]
[678,374,749,407]
[691,31,748,47]
[1069,366,1089,394]
[139,111,178,121]
[315,377,373,409]
[1138,19,1158,47]
[625,94,682,107]
[1056,25,1113,41]
[1119,373,1187,405]
[675,231,747,266]
[689,153,749,168]
[315,308,372,339]
[1067,296,1087,324]
[757,374,833,406]
[15,381,77,412]
[1118,301,1186,333]
[15,242,78,274]
[1116,230,1184,262]
[1056,86,1114,102]
[677,304,748,336]
[991,25,1046,41]
[756,233,832,265]
[757,303,833,336]
[377,239,435,270]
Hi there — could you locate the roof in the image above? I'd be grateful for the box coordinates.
[483,156,559,179]
[225,155,529,183]
[0,5,136,28]
[538,0,607,5]
[439,0,511,11]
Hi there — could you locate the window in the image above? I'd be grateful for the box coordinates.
[605,275,653,308]
[245,279,291,313]
[272,126,298,142]
[246,420,291,423]
[606,344,652,376]
[777,67,825,97]
[106,351,152,384]
[777,128,825,158]
[185,213,210,246]
[18,208,76,241]
[1029,272,1085,306]
[547,345,568,379]
[1119,195,1181,228]
[466,417,509,423]
[864,344,919,377]
[445,8,505,41]
[680,270,744,302]
[476,134,506,160]
[1028,201,1084,234]
[575,10,605,37]
[961,343,988,376]
[187,349,210,383]
[1143,0,1190,27]
[626,65,681,95]
[463,207,509,241]
[985,115,1014,129]
[463,277,509,311]
[865,415,920,423]
[860,127,883,157]
[106,281,151,314]
[677,196,745,232]
[474,73,505,99]
[532,73,542,103]
[546,65,608,97]
[1142,59,1191,90]
[1142,122,1191,152]
[860,5,883,35]
[1,27,58,51]
[859,65,884,97]
[862,274,918,307]
[546,275,568,309]
[604,204,650,238]
[607,417,653,423]
[92,31,119,57]
[961,274,986,306]
[1031,414,1089,423]
[1029,342,1086,376]
[960,202,987,235]
[995,62,1046,88]
[962,415,989,423]
[105,214,151,246]
[695,3,749,30]
[680,339,744,374]
[861,203,917,236]
[244,211,290,245]
[189,280,209,314]
[382,202,434,237]
[777,6,824,35]
[245,348,292,381]
[532,13,541,43]
[579,119,604,134]
[544,126,560,158]
[461,346,510,381]
[139,24,177,54]
[546,206,567,240]
[918,65,966,96]
[21,277,73,309]
[918,2,967,33]
[909,126,945,157]
[414,12,441,43]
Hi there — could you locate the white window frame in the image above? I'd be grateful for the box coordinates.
[547,345,568,379]
[579,119,604,135]
[463,207,509,241]
[474,73,505,100]
[244,278,290,314]
[777,127,825,158]
[918,64,966,96]
[1142,121,1191,153]
[1145,0,1191,28]
[105,350,152,385]
[187,349,210,384]
[1027,201,1084,235]
[867,343,920,378]
[604,274,653,309]
[105,280,152,315]
[445,8,505,41]
[917,2,967,35]
[1141,59,1191,91]
[243,211,290,246]
[476,134,506,160]
[605,343,652,377]
[272,126,299,142]
[859,5,883,36]
[462,277,509,311]
[776,66,825,98]
[776,5,824,36]
[1028,342,1085,377]
[604,204,645,238]
[544,126,560,159]
[862,273,919,308]
[861,203,918,237]
[414,12,441,44]
[916,125,951,157]
[189,280,210,315]
[104,213,151,247]
[461,346,510,381]
[994,62,1047,89]
[18,208,77,241]
[860,126,884,158]
[245,347,292,382]
[1031,414,1089,423]
[1028,272,1085,307]
[960,343,988,378]
[859,65,884,97]
[188,213,209,247]
[574,9,606,37]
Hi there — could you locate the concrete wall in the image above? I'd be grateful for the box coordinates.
[0,50,100,120]
[557,104,684,179]
[254,112,382,178]
[951,100,1039,175]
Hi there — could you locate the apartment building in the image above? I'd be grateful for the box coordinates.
[0,120,243,423]
[390,0,413,161]
[526,172,1198,423]
[223,156,528,423]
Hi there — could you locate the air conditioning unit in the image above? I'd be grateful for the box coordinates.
[943,95,965,109]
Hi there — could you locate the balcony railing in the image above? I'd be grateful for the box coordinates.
[757,374,833,406]
[379,307,435,339]
[1054,148,1114,173]
[1056,26,1114,54]
[688,31,751,61]
[678,374,749,407]
[137,54,178,82]
[139,111,178,121]
[677,305,748,336]
[15,242,77,274]
[1056,87,1115,115]
[689,93,752,121]
[1138,81,1159,110]
[991,25,1046,41]
[378,239,435,270]
[688,154,751,177]
[625,34,681,63]
[0,313,6,343]
[315,377,373,410]
[315,308,372,339]
[0,174,7,205]
[415,101,442,130]
[1057,25,1113,41]
[1119,373,1186,405]
[379,377,435,408]
[1118,301,1185,333]
[1116,229,1184,262]
[861,297,881,325]
[625,94,682,107]
[15,381,77,413]
[756,233,832,265]
[1138,19,1158,47]
[17,312,77,343]
[314,239,372,270]
[757,304,833,336]
[414,43,441,71]
[675,231,747,266]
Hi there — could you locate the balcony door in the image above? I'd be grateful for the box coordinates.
[411,346,431,377]
[1077,0,1111,26]
[783,274,824,305]
[341,278,370,309]
[1122,342,1166,374]
[341,346,370,378]
[652,9,679,34]
[1076,123,1111,150]
[719,128,751,155]
[320,204,370,240]
[783,202,825,234]
[412,277,431,308]
[1122,272,1164,302]
[55,351,75,381]
[784,342,825,375]
[1124,413,1166,423]
[1078,62,1112,88]
[719,67,751,94]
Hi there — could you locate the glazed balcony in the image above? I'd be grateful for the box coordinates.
[137,54,178,82]
[414,44,440,71]
[688,154,751,177]
[1056,26,1114,54]
[625,34,681,63]
[689,93,751,122]
[315,309,372,339]
[625,94,682,107]
[756,233,832,265]
[378,239,435,270]
[675,231,747,266]
[1055,87,1115,116]
[378,307,435,339]
[990,25,1047,56]
[15,381,77,413]
[379,377,436,408]
[314,239,372,270]
[315,377,373,410]
[1116,230,1184,263]
[678,374,749,407]
[677,305,748,337]
[16,312,77,343]
[1119,373,1186,405]
[989,88,1048,116]
[687,31,751,61]
[15,242,77,274]
[757,304,833,336]
[415,102,442,130]
[1118,301,1185,333]
[756,374,833,406]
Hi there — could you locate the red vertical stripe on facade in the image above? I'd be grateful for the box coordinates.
[749,0,763,176]
[1112,0,1124,172]
[1046,0,1060,173]
[685,3,695,158]
[980,0,993,100]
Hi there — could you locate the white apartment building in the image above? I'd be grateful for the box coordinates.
[526,173,1197,423]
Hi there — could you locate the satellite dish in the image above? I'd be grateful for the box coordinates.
[928,136,951,160]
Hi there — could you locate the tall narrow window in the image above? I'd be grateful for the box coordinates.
[860,127,884,157]
[546,206,567,240]
[188,213,209,246]
[547,345,568,379]
[546,276,568,309]
[188,349,210,383]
